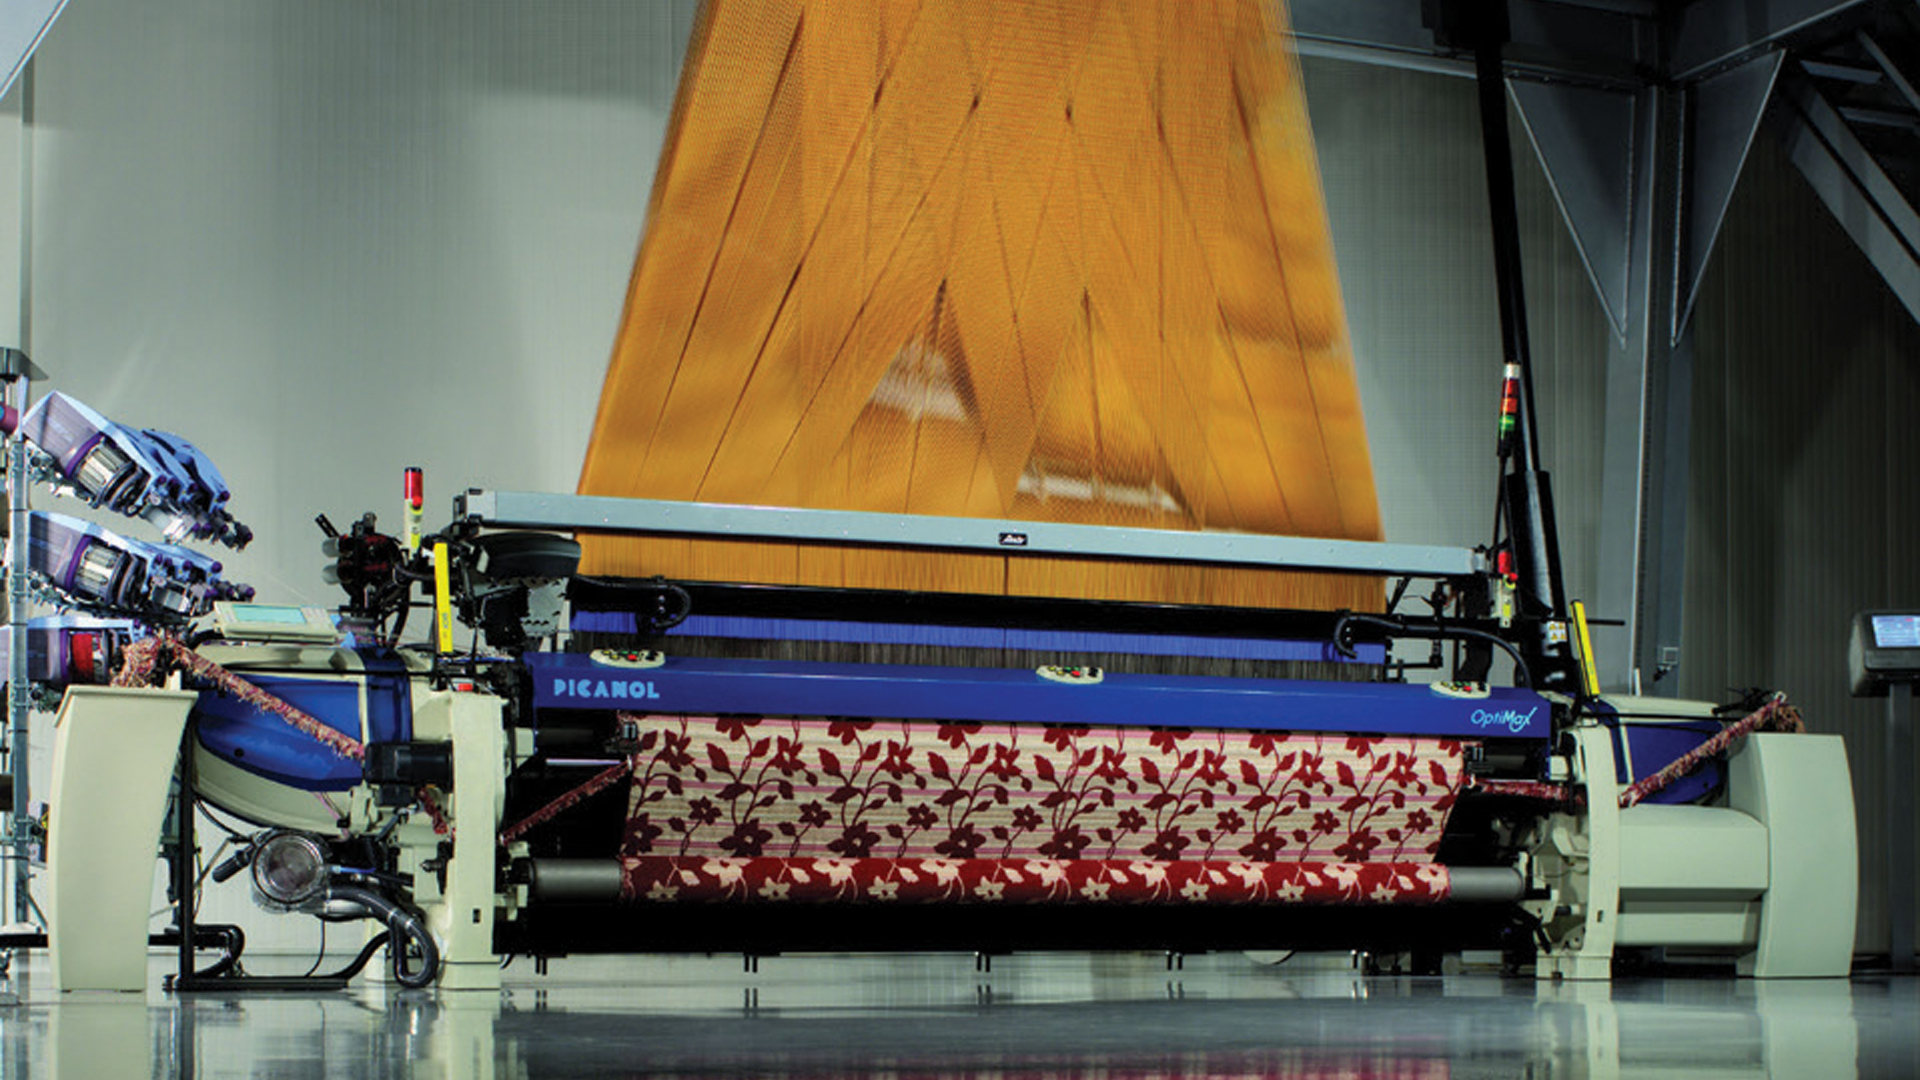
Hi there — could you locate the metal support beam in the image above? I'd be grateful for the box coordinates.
[1528,48,1776,693]
[1511,80,1641,336]
[1286,0,1648,86]
[1671,0,1871,82]
[1680,53,1787,333]
[1769,72,1920,324]
[0,0,64,105]
[1589,77,1689,694]
[1858,30,1920,116]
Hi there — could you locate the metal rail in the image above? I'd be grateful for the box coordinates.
[453,490,1485,579]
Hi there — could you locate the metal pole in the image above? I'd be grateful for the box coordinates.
[1471,27,1543,477]
[1459,2,1575,692]
[5,57,31,929]
[6,369,27,925]
[174,734,196,986]
[1890,682,1915,972]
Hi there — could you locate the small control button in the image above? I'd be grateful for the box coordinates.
[589,648,666,670]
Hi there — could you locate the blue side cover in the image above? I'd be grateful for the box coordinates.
[1593,700,1725,804]
[524,652,1550,739]
[193,649,413,791]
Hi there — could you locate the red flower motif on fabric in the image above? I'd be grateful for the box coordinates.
[829,823,881,858]
[937,722,981,748]
[629,817,663,852]
[828,719,875,744]
[1039,824,1092,860]
[687,797,722,827]
[719,820,773,857]
[1239,828,1284,861]
[1148,729,1191,755]
[1333,828,1382,863]
[1141,826,1190,861]
[935,824,988,858]
[1043,725,1088,751]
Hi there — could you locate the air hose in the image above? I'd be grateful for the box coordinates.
[325,882,439,989]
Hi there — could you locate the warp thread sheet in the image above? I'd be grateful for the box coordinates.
[580,0,1383,610]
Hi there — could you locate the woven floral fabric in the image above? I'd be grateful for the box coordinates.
[623,855,1450,905]
[620,717,1465,867]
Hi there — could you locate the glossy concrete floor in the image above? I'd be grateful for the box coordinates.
[1,950,1915,1079]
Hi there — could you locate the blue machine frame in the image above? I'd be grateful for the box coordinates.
[524,652,1551,739]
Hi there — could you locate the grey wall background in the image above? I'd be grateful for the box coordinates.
[0,2,1896,955]
[1683,134,1920,956]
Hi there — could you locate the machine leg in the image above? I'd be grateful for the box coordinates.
[437,696,505,990]
[1532,726,1619,981]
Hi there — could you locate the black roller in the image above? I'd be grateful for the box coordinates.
[1446,867,1526,904]
[527,858,625,903]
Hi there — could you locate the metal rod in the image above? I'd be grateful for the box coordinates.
[174,729,197,986]
[1891,683,1915,972]
[6,371,27,924]
[5,59,33,927]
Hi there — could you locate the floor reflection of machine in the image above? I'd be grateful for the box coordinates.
[28,954,1879,1080]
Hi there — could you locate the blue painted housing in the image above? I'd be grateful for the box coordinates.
[1597,705,1726,804]
[192,651,412,790]
[525,652,1551,739]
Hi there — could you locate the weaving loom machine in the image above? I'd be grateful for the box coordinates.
[40,0,1855,991]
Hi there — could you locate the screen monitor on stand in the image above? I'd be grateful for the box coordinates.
[1850,611,1920,973]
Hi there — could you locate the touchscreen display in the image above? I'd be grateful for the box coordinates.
[1872,614,1920,649]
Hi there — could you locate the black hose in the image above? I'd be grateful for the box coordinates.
[324,931,394,982]
[1333,611,1535,689]
[570,575,693,634]
[324,883,439,989]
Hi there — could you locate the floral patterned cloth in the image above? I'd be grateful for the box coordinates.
[625,855,1452,905]
[615,716,1467,905]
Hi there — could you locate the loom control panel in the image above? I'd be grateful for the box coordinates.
[1849,611,1920,697]
[209,602,340,645]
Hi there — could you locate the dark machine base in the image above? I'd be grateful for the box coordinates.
[168,974,351,993]
[496,901,1527,961]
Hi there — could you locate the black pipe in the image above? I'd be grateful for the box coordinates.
[174,728,197,986]
[1333,612,1533,689]
[325,883,439,989]
[1469,6,1544,475]
[1445,0,1578,690]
